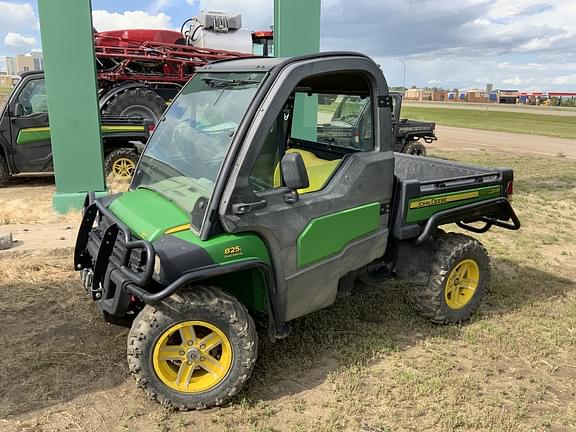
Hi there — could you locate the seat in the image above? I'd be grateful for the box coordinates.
[274,148,341,193]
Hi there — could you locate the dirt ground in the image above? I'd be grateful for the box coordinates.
[434,126,576,159]
[1,131,575,431]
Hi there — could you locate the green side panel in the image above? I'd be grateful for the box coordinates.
[297,202,381,267]
[173,231,272,267]
[208,270,268,313]
[16,127,50,145]
[108,189,189,242]
[173,231,272,313]
[38,0,106,212]
[406,185,501,224]
[16,125,146,145]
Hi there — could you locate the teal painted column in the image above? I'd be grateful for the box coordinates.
[274,0,321,141]
[38,0,106,213]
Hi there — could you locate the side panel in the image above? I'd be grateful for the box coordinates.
[11,114,52,171]
[17,125,146,146]
[16,127,51,145]
[6,76,52,172]
[173,231,272,267]
[407,185,501,223]
[297,202,381,267]
[0,106,13,172]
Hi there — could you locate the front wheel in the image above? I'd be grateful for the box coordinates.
[409,232,490,324]
[105,148,138,179]
[127,286,258,410]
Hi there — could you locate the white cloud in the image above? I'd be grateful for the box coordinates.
[4,32,37,48]
[0,1,36,33]
[92,10,173,32]
[503,77,522,86]
[149,0,173,15]
[550,74,576,86]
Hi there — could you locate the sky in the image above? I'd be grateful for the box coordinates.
[0,0,575,91]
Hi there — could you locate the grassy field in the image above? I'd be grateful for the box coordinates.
[1,150,576,431]
[401,106,576,140]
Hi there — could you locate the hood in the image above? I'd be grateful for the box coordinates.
[107,188,191,242]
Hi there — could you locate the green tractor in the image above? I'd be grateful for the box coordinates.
[75,52,520,409]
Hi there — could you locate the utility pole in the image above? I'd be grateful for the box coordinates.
[398,58,406,90]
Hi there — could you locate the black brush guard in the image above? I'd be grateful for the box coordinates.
[74,193,154,316]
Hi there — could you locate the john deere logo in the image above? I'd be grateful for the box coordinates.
[412,197,448,209]
[410,191,480,210]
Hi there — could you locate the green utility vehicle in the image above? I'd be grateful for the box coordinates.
[75,52,520,410]
[317,92,437,155]
[0,72,152,184]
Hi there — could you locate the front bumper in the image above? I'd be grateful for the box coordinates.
[74,193,154,319]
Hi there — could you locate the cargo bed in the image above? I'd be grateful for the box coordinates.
[392,153,519,242]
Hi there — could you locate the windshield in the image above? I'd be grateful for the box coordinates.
[131,72,265,233]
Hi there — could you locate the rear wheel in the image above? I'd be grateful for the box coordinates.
[102,88,166,123]
[127,286,258,410]
[0,152,9,186]
[409,232,490,324]
[403,140,427,156]
[105,148,138,179]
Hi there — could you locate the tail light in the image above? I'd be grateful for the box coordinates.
[354,130,360,144]
[147,123,156,135]
[506,181,514,201]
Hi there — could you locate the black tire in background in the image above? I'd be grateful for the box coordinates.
[102,88,166,123]
[409,232,490,324]
[104,147,139,179]
[127,286,258,410]
[403,140,427,156]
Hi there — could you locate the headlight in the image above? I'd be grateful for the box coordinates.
[154,254,162,277]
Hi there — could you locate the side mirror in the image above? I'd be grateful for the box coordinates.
[281,152,309,203]
[14,103,24,117]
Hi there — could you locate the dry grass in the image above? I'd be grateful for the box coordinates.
[0,150,575,431]
[0,176,129,225]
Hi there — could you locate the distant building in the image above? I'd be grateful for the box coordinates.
[0,75,11,88]
[404,88,431,101]
[465,89,488,103]
[404,88,445,101]
[5,53,43,75]
[497,90,518,104]
[0,70,19,88]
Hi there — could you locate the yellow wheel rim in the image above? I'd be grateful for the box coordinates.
[152,321,233,394]
[444,259,480,310]
[111,157,135,179]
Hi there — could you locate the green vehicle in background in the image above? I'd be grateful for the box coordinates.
[74,52,520,410]
[317,92,437,155]
[0,72,153,185]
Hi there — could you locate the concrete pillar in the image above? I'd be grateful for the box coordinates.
[38,0,106,213]
[274,0,321,142]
